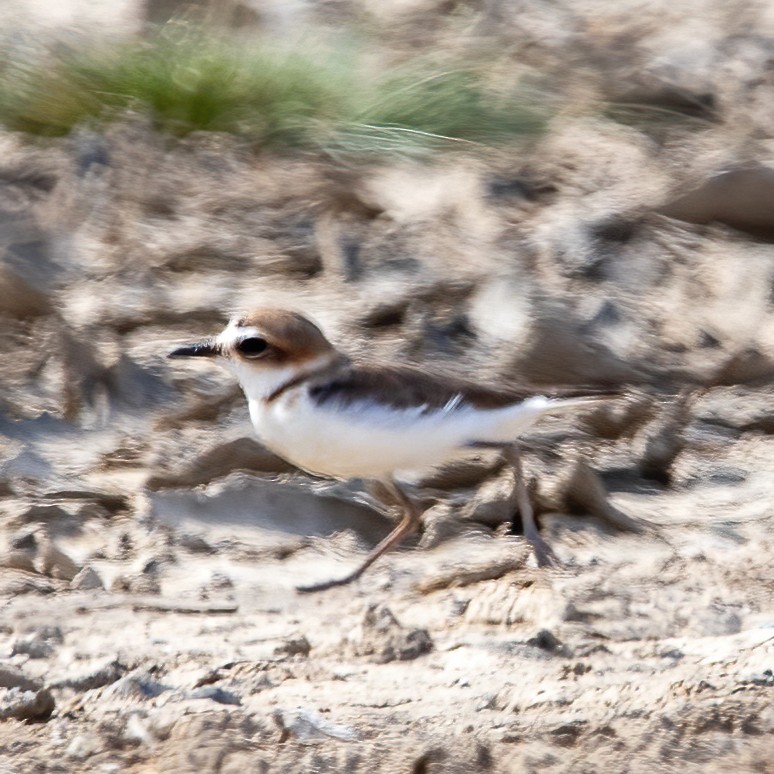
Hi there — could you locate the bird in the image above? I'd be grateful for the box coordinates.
[169,308,619,592]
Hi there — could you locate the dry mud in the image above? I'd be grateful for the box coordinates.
[2,1,774,772]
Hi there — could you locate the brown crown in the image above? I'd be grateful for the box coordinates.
[235,308,336,362]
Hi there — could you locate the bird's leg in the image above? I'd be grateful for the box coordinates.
[296,478,423,594]
[502,445,558,568]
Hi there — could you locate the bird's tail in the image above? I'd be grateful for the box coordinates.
[536,386,624,415]
[477,389,624,445]
[541,389,623,412]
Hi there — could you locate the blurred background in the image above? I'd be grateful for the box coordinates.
[0,1,772,772]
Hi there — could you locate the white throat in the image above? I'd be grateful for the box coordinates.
[225,354,338,402]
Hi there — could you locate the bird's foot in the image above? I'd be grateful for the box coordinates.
[295,567,364,594]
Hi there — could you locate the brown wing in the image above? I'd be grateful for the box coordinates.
[307,363,620,413]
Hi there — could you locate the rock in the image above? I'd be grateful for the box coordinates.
[274,634,311,658]
[12,638,55,659]
[697,606,743,637]
[0,569,58,596]
[357,300,408,329]
[152,385,243,429]
[0,687,55,721]
[348,605,433,664]
[70,566,104,591]
[272,707,359,743]
[41,490,130,516]
[10,527,37,550]
[11,626,63,659]
[476,692,500,711]
[486,174,537,201]
[511,304,639,386]
[417,450,506,490]
[0,449,54,483]
[104,354,174,411]
[71,128,111,176]
[682,420,741,449]
[526,629,564,653]
[65,732,104,761]
[2,549,36,573]
[111,574,161,595]
[75,502,113,522]
[11,504,70,528]
[103,669,169,700]
[34,625,64,642]
[612,84,715,121]
[418,502,479,549]
[558,461,645,533]
[658,166,774,240]
[550,720,588,748]
[638,395,693,484]
[146,437,294,490]
[0,264,50,319]
[54,328,111,421]
[0,163,58,194]
[149,472,389,541]
[0,229,61,320]
[34,538,81,581]
[0,664,43,692]
[460,467,519,527]
[691,387,774,434]
[580,394,656,440]
[711,348,774,386]
[418,502,489,549]
[176,533,215,553]
[51,659,127,692]
[207,571,233,589]
[739,670,773,688]
[191,686,242,705]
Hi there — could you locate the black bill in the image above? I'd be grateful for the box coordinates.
[168,340,220,358]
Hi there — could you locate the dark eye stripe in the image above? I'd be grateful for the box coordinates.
[236,337,269,357]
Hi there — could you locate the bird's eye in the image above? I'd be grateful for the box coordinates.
[236,337,269,358]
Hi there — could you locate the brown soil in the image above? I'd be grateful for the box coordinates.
[1,1,773,772]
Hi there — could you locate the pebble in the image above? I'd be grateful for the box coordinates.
[0,664,43,691]
[0,687,55,721]
[274,634,311,658]
[191,686,242,705]
[70,565,104,591]
[11,625,64,659]
[273,707,359,742]
[347,605,433,664]
[50,658,126,692]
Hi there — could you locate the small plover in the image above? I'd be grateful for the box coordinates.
[170,308,617,592]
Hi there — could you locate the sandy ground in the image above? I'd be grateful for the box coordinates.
[1,1,774,772]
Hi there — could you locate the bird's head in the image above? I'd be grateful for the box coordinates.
[169,308,339,400]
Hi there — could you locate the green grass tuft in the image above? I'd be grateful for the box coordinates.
[0,29,547,155]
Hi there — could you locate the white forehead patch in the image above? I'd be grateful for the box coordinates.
[216,320,263,350]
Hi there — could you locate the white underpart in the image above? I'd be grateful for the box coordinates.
[216,320,596,478]
[245,385,591,480]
